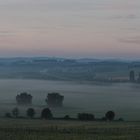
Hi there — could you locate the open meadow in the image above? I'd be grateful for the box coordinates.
[0,79,140,120]
[0,119,140,140]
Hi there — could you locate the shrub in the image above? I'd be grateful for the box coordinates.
[78,113,95,121]
[64,115,70,120]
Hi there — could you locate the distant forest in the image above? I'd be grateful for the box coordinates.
[0,57,140,82]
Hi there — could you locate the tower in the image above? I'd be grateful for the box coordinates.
[129,70,135,82]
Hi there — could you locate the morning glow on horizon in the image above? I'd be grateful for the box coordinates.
[0,0,140,58]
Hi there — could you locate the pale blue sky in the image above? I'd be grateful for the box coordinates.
[0,0,140,58]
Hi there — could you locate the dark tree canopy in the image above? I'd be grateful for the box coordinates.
[46,93,64,107]
[105,111,115,121]
[16,92,32,105]
[26,108,35,118]
[78,113,95,121]
[41,108,53,119]
[12,107,19,118]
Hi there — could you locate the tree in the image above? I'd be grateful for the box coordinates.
[16,92,32,105]
[41,108,53,119]
[26,108,35,118]
[12,107,19,118]
[46,93,64,107]
[105,111,115,121]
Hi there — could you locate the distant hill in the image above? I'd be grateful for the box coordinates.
[0,57,139,82]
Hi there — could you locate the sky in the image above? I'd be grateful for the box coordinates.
[0,0,140,58]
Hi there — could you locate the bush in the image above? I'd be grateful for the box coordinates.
[78,113,95,121]
[63,115,70,120]
[118,118,124,121]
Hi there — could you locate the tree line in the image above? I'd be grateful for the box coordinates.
[6,92,124,121]
[5,107,53,119]
[5,108,123,122]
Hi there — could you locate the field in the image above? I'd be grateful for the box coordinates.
[0,79,140,120]
[0,119,140,140]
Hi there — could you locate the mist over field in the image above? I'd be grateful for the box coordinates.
[0,58,139,120]
[0,76,139,120]
[1,0,140,139]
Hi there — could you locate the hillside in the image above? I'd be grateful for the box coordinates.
[0,57,139,82]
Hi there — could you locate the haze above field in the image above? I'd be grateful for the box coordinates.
[0,57,139,120]
[0,57,139,81]
[0,0,140,58]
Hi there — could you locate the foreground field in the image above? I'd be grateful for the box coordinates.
[0,119,140,140]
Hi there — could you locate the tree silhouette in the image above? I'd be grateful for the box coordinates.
[26,108,35,118]
[16,92,32,105]
[12,107,19,118]
[105,111,115,121]
[46,93,64,107]
[41,108,53,119]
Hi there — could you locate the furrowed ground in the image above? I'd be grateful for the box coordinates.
[0,119,140,140]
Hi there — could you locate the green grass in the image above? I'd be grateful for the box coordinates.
[0,119,140,140]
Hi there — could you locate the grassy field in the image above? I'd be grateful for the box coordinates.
[0,119,140,140]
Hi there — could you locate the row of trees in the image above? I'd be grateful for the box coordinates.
[6,108,53,119]
[77,111,115,121]
[16,92,64,107]
[6,108,117,121]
